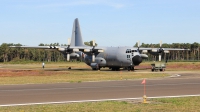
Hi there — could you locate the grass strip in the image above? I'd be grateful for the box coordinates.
[1,96,200,112]
[0,71,168,84]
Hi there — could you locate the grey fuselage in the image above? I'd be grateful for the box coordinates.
[84,46,142,68]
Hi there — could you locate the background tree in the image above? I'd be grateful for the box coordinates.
[0,42,200,62]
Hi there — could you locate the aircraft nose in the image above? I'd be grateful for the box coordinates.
[132,55,142,65]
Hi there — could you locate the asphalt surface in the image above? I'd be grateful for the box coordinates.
[0,74,200,106]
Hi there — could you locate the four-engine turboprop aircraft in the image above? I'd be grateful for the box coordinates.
[10,18,190,71]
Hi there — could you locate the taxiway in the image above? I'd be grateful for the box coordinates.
[0,73,200,106]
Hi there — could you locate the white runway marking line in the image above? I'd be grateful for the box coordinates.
[1,94,200,107]
[170,74,181,78]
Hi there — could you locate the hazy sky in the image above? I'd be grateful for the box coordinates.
[1,0,200,46]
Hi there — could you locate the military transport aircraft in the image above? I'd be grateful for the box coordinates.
[10,18,189,71]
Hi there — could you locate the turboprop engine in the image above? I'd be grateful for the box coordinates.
[63,51,85,61]
[69,53,80,59]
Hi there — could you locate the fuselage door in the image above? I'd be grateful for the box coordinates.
[126,49,132,62]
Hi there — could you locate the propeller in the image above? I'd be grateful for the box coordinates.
[151,41,170,62]
[137,41,140,51]
[92,40,95,62]
[165,53,169,63]
[158,41,162,61]
[66,38,71,61]
[83,40,103,63]
[83,40,96,62]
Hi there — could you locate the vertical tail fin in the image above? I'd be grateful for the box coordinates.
[70,18,85,46]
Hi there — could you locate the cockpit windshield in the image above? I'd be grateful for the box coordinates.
[126,49,137,53]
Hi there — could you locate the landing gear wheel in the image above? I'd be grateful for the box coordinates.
[112,67,120,71]
[92,68,97,70]
[131,67,134,71]
[128,67,130,71]
[152,69,154,72]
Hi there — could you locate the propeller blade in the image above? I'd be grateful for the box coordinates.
[159,54,161,61]
[68,38,71,45]
[160,41,162,47]
[67,53,70,61]
[137,41,140,51]
[137,41,140,47]
[165,54,168,63]
[92,54,95,62]
[93,40,95,46]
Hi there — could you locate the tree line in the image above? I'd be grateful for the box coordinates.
[0,42,199,62]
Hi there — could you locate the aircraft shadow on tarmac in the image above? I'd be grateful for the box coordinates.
[44,67,150,72]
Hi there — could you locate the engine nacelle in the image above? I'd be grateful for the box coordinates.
[152,49,158,52]
[140,54,148,59]
[164,50,169,53]
[50,46,57,49]
[84,56,106,67]
[142,50,148,53]
[69,53,80,59]
[94,57,106,67]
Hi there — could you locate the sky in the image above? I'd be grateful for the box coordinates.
[0,0,200,46]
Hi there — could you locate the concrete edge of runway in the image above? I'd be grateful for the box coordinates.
[1,94,200,107]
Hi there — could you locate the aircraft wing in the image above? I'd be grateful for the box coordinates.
[160,48,190,51]
[9,45,104,53]
[10,46,51,49]
[138,47,190,53]
[139,47,190,51]
[57,46,104,53]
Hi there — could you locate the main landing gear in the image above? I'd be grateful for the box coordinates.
[128,66,134,71]
[111,67,120,71]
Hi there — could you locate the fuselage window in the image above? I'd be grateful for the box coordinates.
[131,50,137,52]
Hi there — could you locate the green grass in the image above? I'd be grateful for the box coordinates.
[1,61,200,85]
[0,62,169,85]
[0,70,168,85]
[1,96,200,112]
[0,62,199,111]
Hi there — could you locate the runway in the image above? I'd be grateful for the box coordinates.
[0,75,200,106]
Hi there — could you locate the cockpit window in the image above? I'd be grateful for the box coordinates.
[131,50,137,52]
[126,49,132,53]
